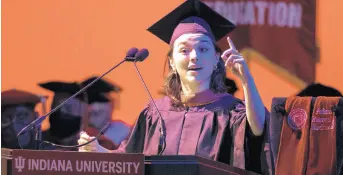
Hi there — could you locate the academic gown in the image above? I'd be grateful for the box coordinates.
[270,97,343,174]
[113,90,273,174]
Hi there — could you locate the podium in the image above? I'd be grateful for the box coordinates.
[1,148,259,175]
[145,155,258,175]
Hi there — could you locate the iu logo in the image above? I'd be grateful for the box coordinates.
[287,108,308,131]
[14,156,25,172]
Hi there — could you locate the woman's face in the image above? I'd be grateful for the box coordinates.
[170,33,219,86]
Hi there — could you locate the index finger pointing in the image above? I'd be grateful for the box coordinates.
[227,37,237,51]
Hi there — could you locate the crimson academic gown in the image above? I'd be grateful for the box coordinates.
[114,90,273,174]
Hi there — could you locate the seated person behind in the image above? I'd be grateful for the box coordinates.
[1,89,42,149]
[296,83,342,97]
[39,81,88,151]
[81,76,130,149]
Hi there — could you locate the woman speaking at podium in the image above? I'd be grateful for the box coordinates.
[78,0,272,174]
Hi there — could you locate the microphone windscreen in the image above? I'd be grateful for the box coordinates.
[135,49,149,62]
[126,47,139,57]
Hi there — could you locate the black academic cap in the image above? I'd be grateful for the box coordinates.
[1,89,41,107]
[297,83,343,97]
[38,81,86,100]
[87,93,111,104]
[147,0,236,44]
[81,76,122,93]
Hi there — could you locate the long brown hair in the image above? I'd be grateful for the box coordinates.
[163,44,227,105]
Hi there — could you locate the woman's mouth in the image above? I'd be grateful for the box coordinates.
[188,67,202,71]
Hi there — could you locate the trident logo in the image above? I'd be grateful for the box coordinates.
[14,156,25,172]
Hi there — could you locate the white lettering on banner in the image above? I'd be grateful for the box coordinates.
[28,159,73,171]
[15,156,25,172]
[204,1,302,28]
[50,160,57,171]
[74,160,140,173]
[133,162,140,174]
[275,2,287,27]
[255,1,268,25]
[16,156,141,174]
[109,162,115,173]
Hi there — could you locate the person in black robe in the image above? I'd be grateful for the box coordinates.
[1,89,42,149]
[39,77,126,150]
[39,81,88,151]
[78,0,273,174]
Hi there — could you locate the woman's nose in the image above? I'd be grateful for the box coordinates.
[189,50,198,62]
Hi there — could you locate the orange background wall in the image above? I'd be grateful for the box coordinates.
[2,0,343,126]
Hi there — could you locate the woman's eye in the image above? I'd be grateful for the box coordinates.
[199,48,208,52]
[180,48,189,53]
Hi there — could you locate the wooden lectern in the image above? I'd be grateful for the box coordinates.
[145,155,258,175]
[1,148,259,175]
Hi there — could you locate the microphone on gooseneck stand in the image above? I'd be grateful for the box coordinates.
[132,48,167,155]
[17,47,142,150]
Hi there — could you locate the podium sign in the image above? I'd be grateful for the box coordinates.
[11,149,144,175]
[2,148,262,175]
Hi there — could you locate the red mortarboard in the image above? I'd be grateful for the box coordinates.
[1,89,41,106]
[147,0,236,45]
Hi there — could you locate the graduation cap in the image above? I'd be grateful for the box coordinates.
[297,83,343,97]
[80,76,122,93]
[1,89,41,107]
[147,0,236,45]
[80,76,122,104]
[38,81,86,101]
[87,93,112,104]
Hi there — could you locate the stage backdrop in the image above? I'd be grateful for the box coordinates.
[2,0,343,127]
[205,0,317,88]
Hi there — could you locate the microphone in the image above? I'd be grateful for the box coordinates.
[39,122,111,149]
[17,47,143,148]
[135,48,149,62]
[125,48,139,62]
[132,51,166,155]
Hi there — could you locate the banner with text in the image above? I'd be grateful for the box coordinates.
[12,149,144,175]
[204,0,318,87]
